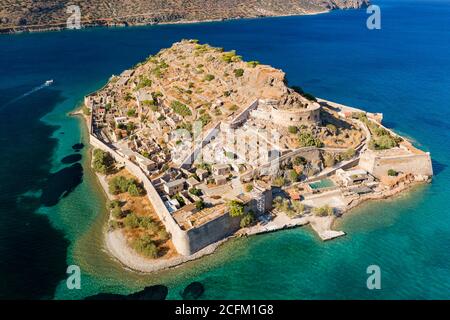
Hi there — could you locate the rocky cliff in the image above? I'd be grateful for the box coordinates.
[0,0,370,33]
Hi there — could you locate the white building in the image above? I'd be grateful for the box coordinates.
[335,168,373,187]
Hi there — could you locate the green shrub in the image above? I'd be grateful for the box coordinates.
[111,206,123,219]
[244,184,253,192]
[108,200,121,209]
[240,212,255,228]
[108,176,143,196]
[199,113,212,126]
[138,216,155,229]
[388,169,398,176]
[293,156,307,166]
[246,61,260,68]
[93,149,114,174]
[124,93,133,101]
[174,194,186,207]
[313,205,333,217]
[127,109,136,117]
[82,105,91,115]
[228,200,244,217]
[123,213,140,229]
[136,76,152,90]
[109,220,123,230]
[341,148,356,160]
[171,100,192,117]
[194,44,209,54]
[108,176,130,194]
[326,124,337,135]
[288,126,298,134]
[189,187,202,196]
[195,200,205,210]
[127,182,143,197]
[142,99,155,107]
[221,50,241,63]
[152,91,163,100]
[371,135,398,150]
[273,197,296,217]
[204,74,215,81]
[131,235,158,258]
[291,200,305,215]
[288,170,299,183]
[233,68,244,78]
[126,122,135,134]
[272,176,286,187]
[157,229,170,241]
[298,132,324,148]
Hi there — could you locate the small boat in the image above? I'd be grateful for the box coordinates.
[44,80,53,86]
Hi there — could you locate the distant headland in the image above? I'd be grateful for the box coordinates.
[0,0,370,34]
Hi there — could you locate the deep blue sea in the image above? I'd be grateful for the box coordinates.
[0,0,449,299]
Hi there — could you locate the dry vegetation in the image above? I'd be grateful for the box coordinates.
[107,168,177,259]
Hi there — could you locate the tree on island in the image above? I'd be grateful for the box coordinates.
[111,206,124,219]
[228,200,244,217]
[313,205,334,217]
[195,200,205,211]
[233,68,244,78]
[127,183,142,197]
[131,234,158,258]
[240,211,255,228]
[272,176,286,187]
[388,169,399,176]
[189,187,202,196]
[108,176,144,196]
[273,197,305,218]
[93,149,114,174]
[288,170,299,183]
[298,132,324,148]
[288,126,298,134]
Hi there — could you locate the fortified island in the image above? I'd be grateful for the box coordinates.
[81,40,433,272]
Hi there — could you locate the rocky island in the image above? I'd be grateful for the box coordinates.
[0,0,370,34]
[81,40,433,272]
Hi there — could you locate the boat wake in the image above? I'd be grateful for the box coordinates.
[0,80,53,109]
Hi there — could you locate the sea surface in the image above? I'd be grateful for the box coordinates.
[0,0,449,299]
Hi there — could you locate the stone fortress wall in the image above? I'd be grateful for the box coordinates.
[359,148,433,179]
[250,99,321,127]
[319,97,434,179]
[186,213,242,254]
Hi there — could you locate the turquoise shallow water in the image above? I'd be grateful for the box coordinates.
[0,0,449,299]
